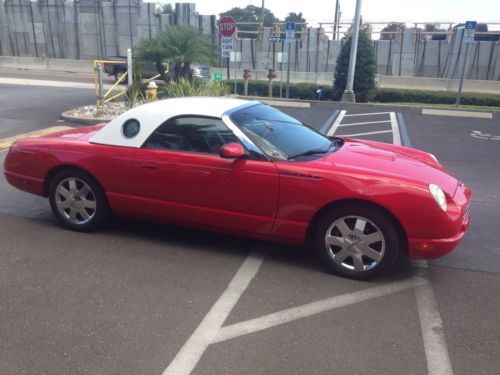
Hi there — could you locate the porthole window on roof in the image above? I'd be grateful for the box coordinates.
[122,119,140,138]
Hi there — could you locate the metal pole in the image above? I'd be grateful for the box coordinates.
[127,48,133,88]
[286,43,291,98]
[96,63,104,108]
[260,0,265,25]
[234,60,237,94]
[334,0,340,40]
[0,0,11,55]
[280,60,283,98]
[341,0,362,102]
[455,32,469,107]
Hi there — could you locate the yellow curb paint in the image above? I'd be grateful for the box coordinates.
[0,126,73,150]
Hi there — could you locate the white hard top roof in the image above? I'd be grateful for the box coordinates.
[90,97,258,148]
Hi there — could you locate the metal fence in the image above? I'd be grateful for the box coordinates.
[1,1,499,80]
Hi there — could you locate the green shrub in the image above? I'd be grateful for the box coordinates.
[227,80,333,100]
[125,82,147,107]
[158,79,229,99]
[333,31,377,102]
[373,88,500,107]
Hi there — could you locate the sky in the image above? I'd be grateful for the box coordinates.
[192,0,500,26]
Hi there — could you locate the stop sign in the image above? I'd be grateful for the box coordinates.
[219,16,236,37]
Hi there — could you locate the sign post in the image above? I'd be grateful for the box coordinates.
[285,22,295,99]
[456,21,476,107]
[277,52,287,98]
[230,51,241,94]
[218,16,236,85]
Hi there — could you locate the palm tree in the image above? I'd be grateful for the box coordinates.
[135,26,217,82]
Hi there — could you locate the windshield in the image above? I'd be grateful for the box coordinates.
[230,104,335,161]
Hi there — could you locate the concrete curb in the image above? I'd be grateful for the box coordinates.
[61,110,111,125]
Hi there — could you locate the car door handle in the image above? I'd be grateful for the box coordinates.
[142,162,159,170]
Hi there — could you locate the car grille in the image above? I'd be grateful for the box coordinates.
[463,201,471,223]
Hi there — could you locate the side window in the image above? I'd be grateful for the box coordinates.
[143,116,240,154]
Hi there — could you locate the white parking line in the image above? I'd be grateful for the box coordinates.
[340,130,393,137]
[338,120,392,127]
[344,112,391,117]
[326,110,346,136]
[415,263,454,375]
[390,112,402,146]
[214,276,428,343]
[162,253,265,375]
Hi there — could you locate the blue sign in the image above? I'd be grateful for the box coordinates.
[465,21,477,30]
[285,22,296,42]
[463,21,477,43]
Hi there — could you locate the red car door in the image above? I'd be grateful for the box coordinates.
[128,116,280,236]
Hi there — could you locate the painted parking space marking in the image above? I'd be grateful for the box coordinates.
[214,276,428,343]
[0,126,73,150]
[338,119,392,127]
[414,262,453,375]
[390,112,402,145]
[470,130,500,140]
[163,253,265,375]
[164,250,430,375]
[422,108,492,119]
[344,111,391,117]
[326,109,346,136]
[325,110,404,146]
[340,129,393,137]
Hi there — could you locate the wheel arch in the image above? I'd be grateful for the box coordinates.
[43,164,105,198]
[305,198,409,254]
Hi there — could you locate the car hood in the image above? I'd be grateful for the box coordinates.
[319,138,459,196]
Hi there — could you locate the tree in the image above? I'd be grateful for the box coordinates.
[333,31,376,102]
[424,23,446,41]
[284,12,306,33]
[380,23,402,40]
[162,3,173,14]
[220,5,278,38]
[135,26,217,81]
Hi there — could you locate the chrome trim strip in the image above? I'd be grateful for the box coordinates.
[222,102,269,161]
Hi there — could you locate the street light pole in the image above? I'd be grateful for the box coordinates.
[260,0,265,25]
[341,0,362,103]
[333,0,340,40]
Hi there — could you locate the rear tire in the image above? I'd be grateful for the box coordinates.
[49,169,109,232]
[313,205,399,280]
[114,70,128,84]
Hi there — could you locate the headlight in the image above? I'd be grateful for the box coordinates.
[429,184,447,212]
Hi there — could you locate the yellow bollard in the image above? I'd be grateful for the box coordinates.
[145,81,158,101]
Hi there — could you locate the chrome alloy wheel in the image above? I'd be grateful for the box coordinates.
[325,215,385,272]
[55,178,97,225]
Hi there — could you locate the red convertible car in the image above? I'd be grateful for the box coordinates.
[4,97,471,279]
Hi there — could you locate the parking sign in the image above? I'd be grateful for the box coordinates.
[285,22,295,43]
[463,21,477,43]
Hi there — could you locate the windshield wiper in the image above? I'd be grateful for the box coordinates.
[287,145,332,160]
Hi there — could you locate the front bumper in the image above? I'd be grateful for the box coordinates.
[408,196,471,259]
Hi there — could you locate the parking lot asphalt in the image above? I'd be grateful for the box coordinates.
[0,77,499,375]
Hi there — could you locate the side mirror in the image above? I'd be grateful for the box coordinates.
[220,143,246,159]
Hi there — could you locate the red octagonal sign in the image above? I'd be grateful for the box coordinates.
[219,16,236,37]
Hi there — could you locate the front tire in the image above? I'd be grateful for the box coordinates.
[313,205,399,280]
[49,169,109,232]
